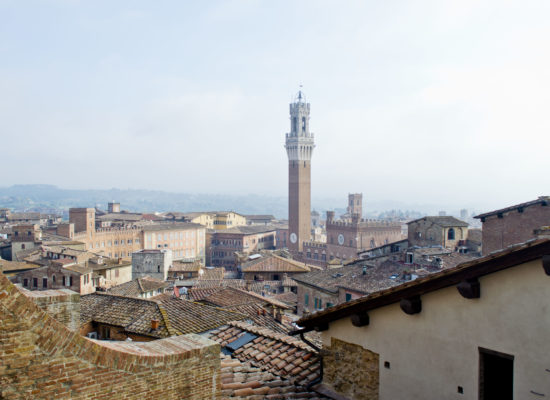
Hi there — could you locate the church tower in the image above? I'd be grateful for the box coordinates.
[285,91,315,255]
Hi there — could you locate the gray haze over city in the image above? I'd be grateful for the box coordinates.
[1,1,548,215]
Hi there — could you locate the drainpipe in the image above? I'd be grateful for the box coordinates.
[298,331,324,390]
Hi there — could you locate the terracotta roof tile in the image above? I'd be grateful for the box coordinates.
[210,321,321,388]
[106,277,169,297]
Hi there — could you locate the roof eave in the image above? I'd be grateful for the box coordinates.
[296,239,550,332]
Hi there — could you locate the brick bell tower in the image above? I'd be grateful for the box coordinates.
[285,90,315,256]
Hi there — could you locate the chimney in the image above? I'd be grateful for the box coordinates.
[326,211,335,223]
[362,265,367,275]
[151,319,159,330]
[275,310,282,323]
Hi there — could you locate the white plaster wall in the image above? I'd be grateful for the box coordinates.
[322,259,550,399]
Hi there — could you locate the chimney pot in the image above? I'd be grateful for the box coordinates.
[151,319,159,330]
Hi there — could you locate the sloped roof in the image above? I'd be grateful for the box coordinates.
[200,287,291,309]
[155,294,247,334]
[219,354,326,399]
[63,263,92,275]
[243,214,275,221]
[80,293,172,338]
[0,260,38,273]
[475,196,550,219]
[407,216,468,227]
[187,287,224,301]
[190,279,247,289]
[215,225,278,235]
[106,277,169,297]
[273,292,298,307]
[142,222,203,231]
[241,254,310,273]
[96,213,143,222]
[295,238,550,332]
[210,321,320,387]
[170,260,203,272]
[81,292,247,337]
[221,303,289,334]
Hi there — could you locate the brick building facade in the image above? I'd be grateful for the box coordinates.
[208,226,277,269]
[65,208,206,263]
[302,211,403,267]
[475,196,550,255]
[14,263,95,294]
[285,91,315,257]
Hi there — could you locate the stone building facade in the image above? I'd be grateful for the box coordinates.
[475,196,550,255]
[0,273,221,399]
[10,224,42,256]
[132,249,173,281]
[407,216,469,249]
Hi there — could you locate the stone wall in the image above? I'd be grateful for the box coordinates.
[132,249,172,281]
[323,337,379,400]
[408,219,467,249]
[0,273,221,399]
[20,287,81,331]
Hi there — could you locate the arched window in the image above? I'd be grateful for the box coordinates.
[448,228,455,240]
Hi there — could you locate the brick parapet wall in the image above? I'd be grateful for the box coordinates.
[0,273,221,399]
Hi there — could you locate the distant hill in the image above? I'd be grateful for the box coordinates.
[0,185,292,218]
[0,184,461,220]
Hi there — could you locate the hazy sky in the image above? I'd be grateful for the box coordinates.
[1,0,548,213]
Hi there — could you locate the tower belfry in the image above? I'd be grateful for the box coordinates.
[285,90,315,255]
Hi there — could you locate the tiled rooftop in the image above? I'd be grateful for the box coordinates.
[210,321,321,389]
[142,222,203,231]
[241,254,310,273]
[80,293,171,338]
[81,292,247,338]
[293,252,477,296]
[222,303,289,334]
[407,215,468,227]
[201,287,291,309]
[106,277,169,297]
[273,291,298,308]
[219,354,326,399]
[155,294,247,334]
